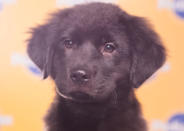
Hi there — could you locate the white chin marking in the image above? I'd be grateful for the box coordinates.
[55,86,73,100]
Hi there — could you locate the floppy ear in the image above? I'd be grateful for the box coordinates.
[27,9,72,79]
[27,25,54,79]
[126,17,166,88]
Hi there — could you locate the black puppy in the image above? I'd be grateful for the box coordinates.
[27,2,166,131]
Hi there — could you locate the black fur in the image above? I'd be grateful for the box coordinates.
[27,2,166,131]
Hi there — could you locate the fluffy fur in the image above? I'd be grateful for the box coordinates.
[27,2,166,131]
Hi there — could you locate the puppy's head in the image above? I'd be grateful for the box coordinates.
[27,3,166,102]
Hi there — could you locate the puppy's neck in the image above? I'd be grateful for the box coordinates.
[56,87,137,116]
[45,89,146,131]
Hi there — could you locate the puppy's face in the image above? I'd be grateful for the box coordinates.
[53,23,131,101]
[27,3,166,103]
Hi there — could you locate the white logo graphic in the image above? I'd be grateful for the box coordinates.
[151,113,184,131]
[0,0,16,10]
[0,114,13,127]
[11,53,42,77]
[158,0,184,19]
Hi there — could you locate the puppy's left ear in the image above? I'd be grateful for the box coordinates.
[27,24,54,79]
[125,16,166,88]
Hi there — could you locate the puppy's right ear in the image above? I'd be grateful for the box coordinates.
[27,25,51,79]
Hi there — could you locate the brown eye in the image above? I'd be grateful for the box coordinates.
[64,39,73,49]
[103,43,116,53]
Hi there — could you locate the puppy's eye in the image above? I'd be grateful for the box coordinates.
[64,39,73,49]
[103,42,116,53]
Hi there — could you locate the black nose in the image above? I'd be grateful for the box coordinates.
[70,70,90,84]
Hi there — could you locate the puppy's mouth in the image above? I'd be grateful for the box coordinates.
[55,86,94,102]
[69,91,93,101]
